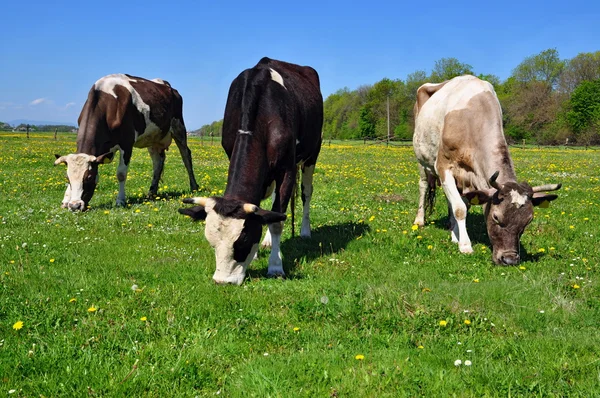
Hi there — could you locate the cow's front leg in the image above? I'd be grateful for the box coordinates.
[266,221,284,277]
[261,189,276,248]
[266,170,296,277]
[441,170,472,253]
[300,164,315,238]
[148,146,166,198]
[116,150,130,207]
[61,184,72,208]
[447,199,459,243]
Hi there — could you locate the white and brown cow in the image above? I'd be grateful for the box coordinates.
[179,57,323,285]
[413,75,561,265]
[54,74,199,211]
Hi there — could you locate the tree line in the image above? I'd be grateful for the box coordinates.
[185,48,600,146]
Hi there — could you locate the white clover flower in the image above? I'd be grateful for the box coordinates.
[131,284,138,291]
[454,359,462,366]
[464,360,472,366]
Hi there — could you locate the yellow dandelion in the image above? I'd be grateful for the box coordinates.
[88,306,97,313]
[147,224,153,227]
[69,298,76,303]
[411,224,419,231]
[427,245,433,249]
[140,316,147,321]
[293,327,300,332]
[538,248,545,253]
[369,215,375,222]
[355,354,365,360]
[473,279,480,283]
[464,319,471,325]
[13,320,23,330]
[49,258,55,263]
[104,210,110,215]
[569,225,574,229]
[422,287,431,292]
[416,235,423,240]
[439,320,447,327]
[135,209,141,213]
[417,345,424,349]
[519,266,526,270]
[573,284,580,289]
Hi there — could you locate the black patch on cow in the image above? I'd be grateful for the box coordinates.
[81,165,99,205]
[233,219,262,262]
[212,197,250,219]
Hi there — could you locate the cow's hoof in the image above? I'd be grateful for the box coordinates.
[267,266,285,279]
[116,200,126,207]
[300,230,311,239]
[459,245,474,254]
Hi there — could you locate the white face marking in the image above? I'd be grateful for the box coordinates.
[238,130,253,135]
[509,189,528,208]
[203,199,255,285]
[60,153,98,207]
[269,68,286,88]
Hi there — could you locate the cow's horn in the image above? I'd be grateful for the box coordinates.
[489,171,502,190]
[182,197,209,206]
[243,203,259,213]
[532,183,562,193]
[54,156,67,166]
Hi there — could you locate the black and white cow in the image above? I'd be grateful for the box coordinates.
[54,74,199,210]
[179,57,323,285]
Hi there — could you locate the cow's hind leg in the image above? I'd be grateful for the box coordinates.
[171,119,199,191]
[415,165,438,229]
[300,164,315,238]
[116,149,131,207]
[148,146,166,198]
[440,170,472,253]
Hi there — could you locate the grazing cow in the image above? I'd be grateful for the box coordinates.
[413,75,561,265]
[179,57,323,285]
[54,74,199,211]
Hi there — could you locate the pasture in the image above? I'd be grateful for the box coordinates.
[1,132,599,396]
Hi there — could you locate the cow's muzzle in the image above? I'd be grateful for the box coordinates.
[498,252,520,265]
[213,272,245,286]
[68,200,86,212]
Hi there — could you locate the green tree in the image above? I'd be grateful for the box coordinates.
[566,79,600,142]
[429,58,473,82]
[358,106,376,138]
[559,51,600,94]
[512,48,565,88]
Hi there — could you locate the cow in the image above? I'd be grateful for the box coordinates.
[412,75,561,265]
[54,74,199,211]
[178,57,323,285]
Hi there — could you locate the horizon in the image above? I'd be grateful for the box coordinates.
[1,0,599,130]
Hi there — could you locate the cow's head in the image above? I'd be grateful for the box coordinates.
[464,171,561,265]
[179,197,286,285]
[54,152,114,211]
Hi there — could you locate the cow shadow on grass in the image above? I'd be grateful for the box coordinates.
[431,212,542,263]
[91,189,202,210]
[246,222,370,280]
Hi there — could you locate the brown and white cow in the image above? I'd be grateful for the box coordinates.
[179,57,323,285]
[413,75,561,265]
[54,74,199,211]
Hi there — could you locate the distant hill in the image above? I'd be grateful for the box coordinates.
[9,119,77,127]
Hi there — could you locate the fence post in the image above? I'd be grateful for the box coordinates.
[54,128,58,140]
[522,139,525,149]
[26,124,30,139]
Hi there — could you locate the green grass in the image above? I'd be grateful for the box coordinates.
[1,132,599,397]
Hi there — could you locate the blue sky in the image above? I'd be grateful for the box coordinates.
[1,0,598,129]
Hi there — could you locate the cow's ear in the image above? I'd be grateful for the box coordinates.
[532,193,559,208]
[463,189,495,206]
[178,206,208,221]
[54,155,67,165]
[94,152,115,164]
[252,208,287,225]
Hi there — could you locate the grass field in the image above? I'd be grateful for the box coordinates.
[1,132,599,397]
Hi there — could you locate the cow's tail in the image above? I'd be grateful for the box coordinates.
[424,175,437,217]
